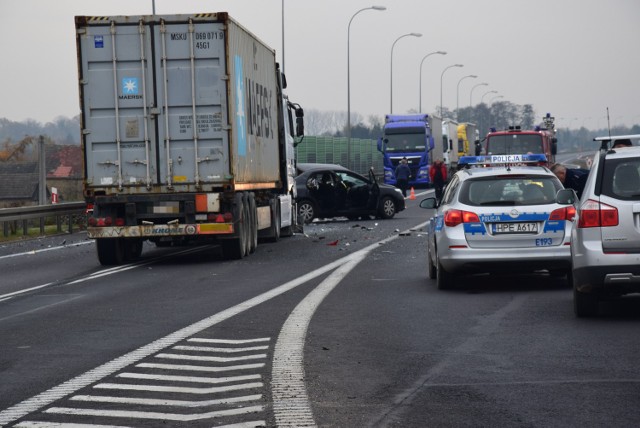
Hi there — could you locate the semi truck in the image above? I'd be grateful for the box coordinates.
[75,12,304,265]
[484,113,557,165]
[377,114,442,188]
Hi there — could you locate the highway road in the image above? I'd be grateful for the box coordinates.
[1,186,639,427]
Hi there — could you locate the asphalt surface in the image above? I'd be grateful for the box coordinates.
[1,187,639,427]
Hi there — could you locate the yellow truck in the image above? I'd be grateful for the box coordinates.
[456,123,478,157]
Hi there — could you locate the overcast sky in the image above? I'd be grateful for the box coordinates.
[1,0,639,131]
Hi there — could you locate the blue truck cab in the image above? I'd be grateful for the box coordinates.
[377,114,437,187]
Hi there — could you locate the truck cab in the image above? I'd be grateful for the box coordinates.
[484,114,557,166]
[377,114,440,187]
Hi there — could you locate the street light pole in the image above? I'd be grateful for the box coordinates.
[480,90,497,104]
[390,32,422,114]
[456,74,477,121]
[347,6,385,169]
[418,51,446,112]
[439,64,463,118]
[469,82,488,122]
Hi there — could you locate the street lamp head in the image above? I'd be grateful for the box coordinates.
[410,32,422,37]
[372,6,386,10]
[454,64,463,67]
[437,51,447,55]
[469,75,478,78]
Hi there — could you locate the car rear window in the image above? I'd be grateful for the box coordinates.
[459,176,561,206]
[602,159,640,200]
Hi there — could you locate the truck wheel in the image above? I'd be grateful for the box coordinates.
[124,239,143,261]
[378,196,396,219]
[96,238,124,266]
[221,194,247,260]
[297,199,316,224]
[242,193,251,257]
[261,199,281,243]
[248,193,258,253]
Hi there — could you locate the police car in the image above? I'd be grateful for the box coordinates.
[420,153,576,290]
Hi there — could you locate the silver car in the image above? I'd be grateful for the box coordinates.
[421,156,575,290]
[564,139,640,317]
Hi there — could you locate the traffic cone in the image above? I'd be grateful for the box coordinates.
[409,187,416,200]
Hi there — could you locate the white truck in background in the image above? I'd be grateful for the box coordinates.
[75,12,304,265]
[442,119,459,174]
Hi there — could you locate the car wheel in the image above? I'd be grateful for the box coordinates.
[297,199,316,224]
[427,243,436,279]
[574,287,598,317]
[436,252,455,290]
[378,196,396,219]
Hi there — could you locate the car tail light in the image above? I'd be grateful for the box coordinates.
[444,209,480,227]
[577,199,618,228]
[549,206,576,221]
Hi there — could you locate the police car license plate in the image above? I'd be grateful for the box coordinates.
[492,222,538,234]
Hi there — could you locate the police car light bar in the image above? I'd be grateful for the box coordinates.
[459,153,548,167]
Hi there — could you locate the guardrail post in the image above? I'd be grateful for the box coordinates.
[22,219,28,236]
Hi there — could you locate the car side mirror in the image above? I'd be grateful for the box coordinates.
[556,188,577,205]
[419,197,438,209]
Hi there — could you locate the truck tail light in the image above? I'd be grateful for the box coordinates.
[577,199,618,228]
[444,209,480,227]
[549,206,576,221]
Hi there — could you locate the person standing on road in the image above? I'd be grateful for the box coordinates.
[550,163,589,200]
[395,157,411,197]
[429,158,447,202]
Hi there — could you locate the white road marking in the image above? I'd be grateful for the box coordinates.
[188,337,270,344]
[0,221,429,426]
[15,422,131,428]
[215,422,268,428]
[172,345,269,353]
[92,381,263,394]
[69,393,262,407]
[115,372,260,384]
[135,362,264,372]
[155,352,267,362]
[271,224,428,427]
[0,241,93,260]
[0,246,207,302]
[44,405,265,421]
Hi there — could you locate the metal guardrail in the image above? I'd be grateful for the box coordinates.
[0,202,86,238]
